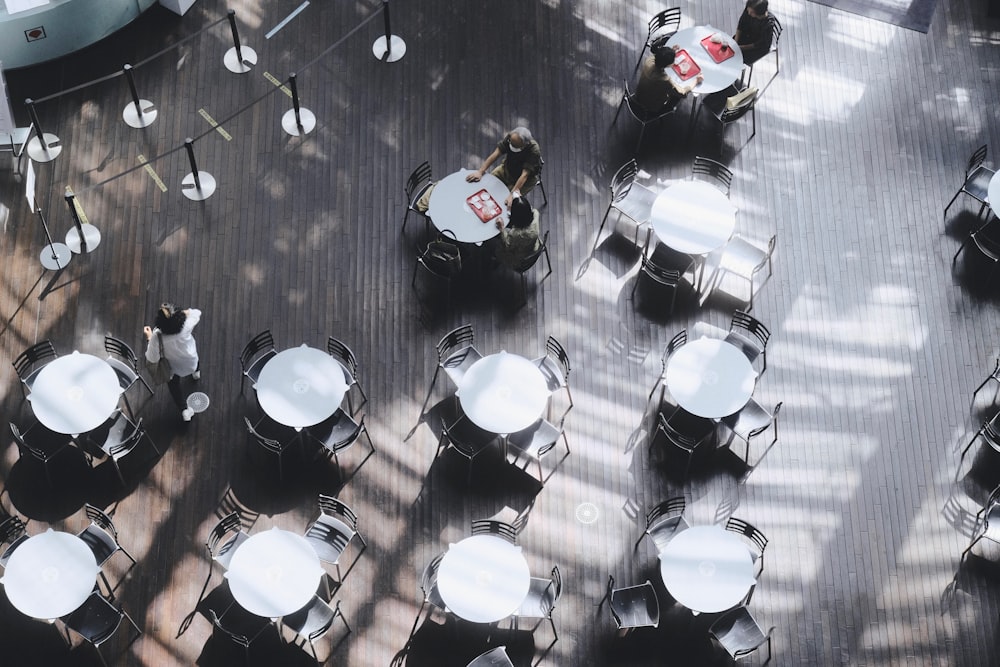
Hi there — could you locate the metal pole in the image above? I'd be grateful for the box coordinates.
[289,73,303,129]
[123,64,142,109]
[184,138,202,191]
[24,98,48,150]
[382,0,392,52]
[227,10,245,64]
[38,209,59,259]
[65,189,87,253]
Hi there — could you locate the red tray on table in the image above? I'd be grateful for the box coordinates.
[671,49,701,80]
[700,35,736,63]
[466,189,502,223]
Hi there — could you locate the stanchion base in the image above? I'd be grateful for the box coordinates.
[40,242,72,271]
[372,35,406,62]
[224,46,258,73]
[123,100,157,128]
[26,134,62,162]
[181,171,217,201]
[66,224,102,254]
[281,108,316,136]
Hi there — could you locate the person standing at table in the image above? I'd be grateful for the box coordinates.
[143,302,202,421]
[494,195,541,269]
[635,46,704,114]
[734,0,773,65]
[466,127,542,207]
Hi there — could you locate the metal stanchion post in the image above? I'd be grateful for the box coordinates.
[372,0,406,62]
[224,10,257,73]
[121,64,157,128]
[24,98,62,162]
[281,73,316,136]
[64,187,101,253]
[181,138,216,201]
[36,208,72,270]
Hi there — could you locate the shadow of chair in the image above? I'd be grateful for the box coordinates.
[944,144,994,221]
[239,330,276,395]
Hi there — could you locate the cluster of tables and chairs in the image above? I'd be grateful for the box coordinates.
[949,144,1000,281]
[239,331,374,482]
[9,336,159,488]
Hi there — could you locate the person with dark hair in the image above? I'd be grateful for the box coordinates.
[734,0,773,65]
[494,196,540,269]
[635,46,704,115]
[143,302,202,421]
[466,127,543,207]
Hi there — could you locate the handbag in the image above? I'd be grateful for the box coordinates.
[147,332,173,385]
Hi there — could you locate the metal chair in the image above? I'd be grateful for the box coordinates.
[411,551,447,636]
[613,78,680,155]
[303,495,367,583]
[631,243,684,315]
[326,336,368,416]
[512,565,562,639]
[61,591,142,667]
[466,645,515,667]
[471,518,519,544]
[306,411,375,479]
[0,515,29,568]
[692,156,734,196]
[723,401,782,471]
[11,339,57,399]
[647,329,688,408]
[726,310,771,375]
[535,157,549,207]
[633,496,688,553]
[944,144,994,220]
[77,504,137,595]
[403,161,433,234]
[412,232,463,308]
[959,410,1000,478]
[962,484,1000,562]
[697,84,758,147]
[953,218,1000,283]
[208,605,274,666]
[244,415,300,482]
[708,605,774,663]
[9,421,73,486]
[506,418,569,484]
[423,325,483,408]
[282,596,350,664]
[104,335,154,416]
[745,13,782,84]
[973,357,1000,406]
[206,512,251,572]
[704,235,776,311]
[602,575,660,633]
[725,517,768,581]
[239,330,276,395]
[651,412,714,481]
[594,159,659,250]
[96,413,158,486]
[507,230,552,308]
[437,413,501,485]
[534,335,573,425]
[632,7,682,75]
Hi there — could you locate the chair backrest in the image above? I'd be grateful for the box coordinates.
[63,591,125,645]
[646,496,686,533]
[709,605,772,659]
[647,7,681,39]
[466,646,514,667]
[420,237,462,279]
[239,330,274,372]
[768,14,783,45]
[720,88,758,124]
[209,609,253,648]
[513,230,549,273]
[326,336,359,380]
[967,145,988,178]
[610,159,639,205]
[545,335,571,382]
[216,487,260,528]
[104,335,140,370]
[692,156,733,196]
[244,417,283,453]
[471,519,518,544]
[547,565,563,604]
[730,311,771,350]
[206,512,244,556]
[108,417,145,457]
[84,504,120,542]
[607,575,659,628]
[9,422,45,460]
[725,517,769,563]
[12,340,57,381]
[317,494,360,531]
[437,325,475,364]
[641,248,682,287]
[405,161,433,203]
[0,515,28,550]
[421,551,445,598]
[656,412,700,453]
[664,329,688,365]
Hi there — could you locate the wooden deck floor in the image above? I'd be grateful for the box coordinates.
[2,0,1000,664]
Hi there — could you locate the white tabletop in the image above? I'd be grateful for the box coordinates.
[665,337,756,419]
[27,351,122,435]
[651,180,737,255]
[666,26,744,95]
[989,169,1000,217]
[659,525,755,614]
[225,527,325,618]
[437,535,531,623]
[427,169,510,244]
[457,352,550,434]
[255,345,349,429]
[1,529,100,619]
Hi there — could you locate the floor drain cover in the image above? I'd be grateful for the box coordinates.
[187,392,210,413]
[576,502,599,524]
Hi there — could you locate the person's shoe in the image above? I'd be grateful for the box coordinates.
[192,370,201,381]
[182,407,194,421]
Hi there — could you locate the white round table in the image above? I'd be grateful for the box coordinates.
[651,180,737,256]
[255,345,349,429]
[1,529,100,620]
[458,352,550,434]
[427,169,510,244]
[659,525,755,614]
[437,535,531,623]
[666,26,744,95]
[225,528,325,618]
[988,169,1000,218]
[27,351,122,436]
[665,337,756,418]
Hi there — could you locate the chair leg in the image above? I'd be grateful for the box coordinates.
[539,179,548,207]
[944,191,962,220]
[402,208,411,234]
[612,96,626,127]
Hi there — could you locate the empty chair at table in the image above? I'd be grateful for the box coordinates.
[534,335,573,425]
[962,484,1000,563]
[410,551,448,637]
[512,565,562,640]
[104,335,154,417]
[726,311,771,374]
[436,411,500,485]
[239,330,276,395]
[722,399,781,470]
[199,512,252,607]
[306,410,375,481]
[466,646,514,667]
[634,496,688,553]
[303,495,367,585]
[973,357,1000,406]
[708,605,775,663]
[724,517,768,598]
[77,504,136,595]
[9,421,73,487]
[647,329,688,409]
[944,144,994,221]
[89,413,158,486]
[12,339,58,399]
[282,595,351,665]
[631,241,687,316]
[601,575,660,634]
[326,337,368,417]
[208,601,274,666]
[953,217,1000,283]
[594,159,659,252]
[959,410,1000,479]
[471,518,519,544]
[61,590,142,667]
[703,234,776,311]
[692,156,734,196]
[244,415,301,482]
[506,418,569,484]
[0,515,29,568]
[422,324,483,410]
[651,412,715,481]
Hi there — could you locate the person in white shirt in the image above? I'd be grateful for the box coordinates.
[144,302,202,421]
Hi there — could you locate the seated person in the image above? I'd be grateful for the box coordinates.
[734,0,773,65]
[494,196,540,269]
[634,46,704,115]
[466,127,543,207]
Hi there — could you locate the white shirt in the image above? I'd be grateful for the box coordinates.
[145,308,201,377]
